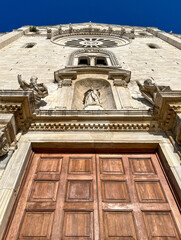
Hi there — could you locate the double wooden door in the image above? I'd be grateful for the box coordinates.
[4,153,181,240]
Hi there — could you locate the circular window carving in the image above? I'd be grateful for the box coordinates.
[52,35,130,48]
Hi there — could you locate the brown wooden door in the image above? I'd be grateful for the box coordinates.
[4,153,181,240]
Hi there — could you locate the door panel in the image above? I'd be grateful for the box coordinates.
[4,153,181,240]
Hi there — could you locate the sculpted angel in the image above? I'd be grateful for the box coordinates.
[18,74,48,106]
[136,79,171,105]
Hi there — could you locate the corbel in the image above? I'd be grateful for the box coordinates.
[108,70,131,87]
[54,70,77,88]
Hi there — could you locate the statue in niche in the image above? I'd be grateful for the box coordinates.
[136,79,171,105]
[83,88,101,106]
[18,74,48,106]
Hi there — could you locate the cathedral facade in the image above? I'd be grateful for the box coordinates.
[0,22,181,239]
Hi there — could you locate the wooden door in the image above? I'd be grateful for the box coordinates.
[4,153,181,240]
[97,154,181,240]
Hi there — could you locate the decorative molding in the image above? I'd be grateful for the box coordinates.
[51,25,134,40]
[1,88,181,148]
[109,71,131,87]
[29,121,153,131]
[0,114,17,157]
[154,91,181,146]
[0,90,35,131]
[58,79,73,88]
[54,66,131,87]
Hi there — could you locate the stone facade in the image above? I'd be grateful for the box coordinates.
[0,22,181,239]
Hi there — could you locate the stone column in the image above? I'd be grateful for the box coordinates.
[90,57,96,66]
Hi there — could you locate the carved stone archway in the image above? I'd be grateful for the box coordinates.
[68,48,120,66]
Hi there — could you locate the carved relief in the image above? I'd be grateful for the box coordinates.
[83,88,103,110]
[109,70,131,87]
[0,115,17,157]
[18,74,48,107]
[0,132,9,157]
[136,79,171,105]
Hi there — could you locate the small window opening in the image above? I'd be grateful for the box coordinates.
[139,32,147,36]
[25,43,36,48]
[78,57,90,65]
[95,58,107,66]
[147,43,160,49]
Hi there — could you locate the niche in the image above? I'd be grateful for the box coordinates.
[72,78,116,110]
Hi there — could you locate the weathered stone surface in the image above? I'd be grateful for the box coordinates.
[0,22,181,239]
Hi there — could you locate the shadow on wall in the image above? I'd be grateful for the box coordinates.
[72,78,116,110]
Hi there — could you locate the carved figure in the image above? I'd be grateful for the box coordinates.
[120,27,126,35]
[69,23,73,33]
[0,133,9,157]
[136,79,171,105]
[83,88,101,106]
[58,25,62,34]
[89,21,92,31]
[18,74,48,106]
[108,26,113,34]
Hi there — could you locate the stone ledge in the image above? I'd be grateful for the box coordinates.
[0,27,29,50]
[147,27,181,50]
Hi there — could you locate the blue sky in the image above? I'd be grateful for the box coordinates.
[0,0,181,33]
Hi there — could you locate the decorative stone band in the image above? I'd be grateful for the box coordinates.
[54,66,131,88]
[51,26,134,39]
[29,122,154,131]
[0,104,22,113]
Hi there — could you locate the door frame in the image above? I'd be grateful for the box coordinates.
[0,133,181,239]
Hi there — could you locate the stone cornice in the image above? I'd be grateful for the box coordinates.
[0,90,35,131]
[51,25,134,40]
[0,89,181,146]
[154,91,181,145]
[29,121,154,132]
[54,66,131,87]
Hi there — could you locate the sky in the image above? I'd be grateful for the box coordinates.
[0,0,181,34]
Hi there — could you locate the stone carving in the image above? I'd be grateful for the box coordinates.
[130,28,135,39]
[136,79,171,105]
[29,121,151,132]
[0,132,9,157]
[83,88,101,106]
[47,28,52,39]
[69,23,73,33]
[89,21,92,32]
[52,25,133,40]
[113,79,128,87]
[58,25,62,34]
[108,26,113,34]
[120,27,126,35]
[18,74,48,106]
